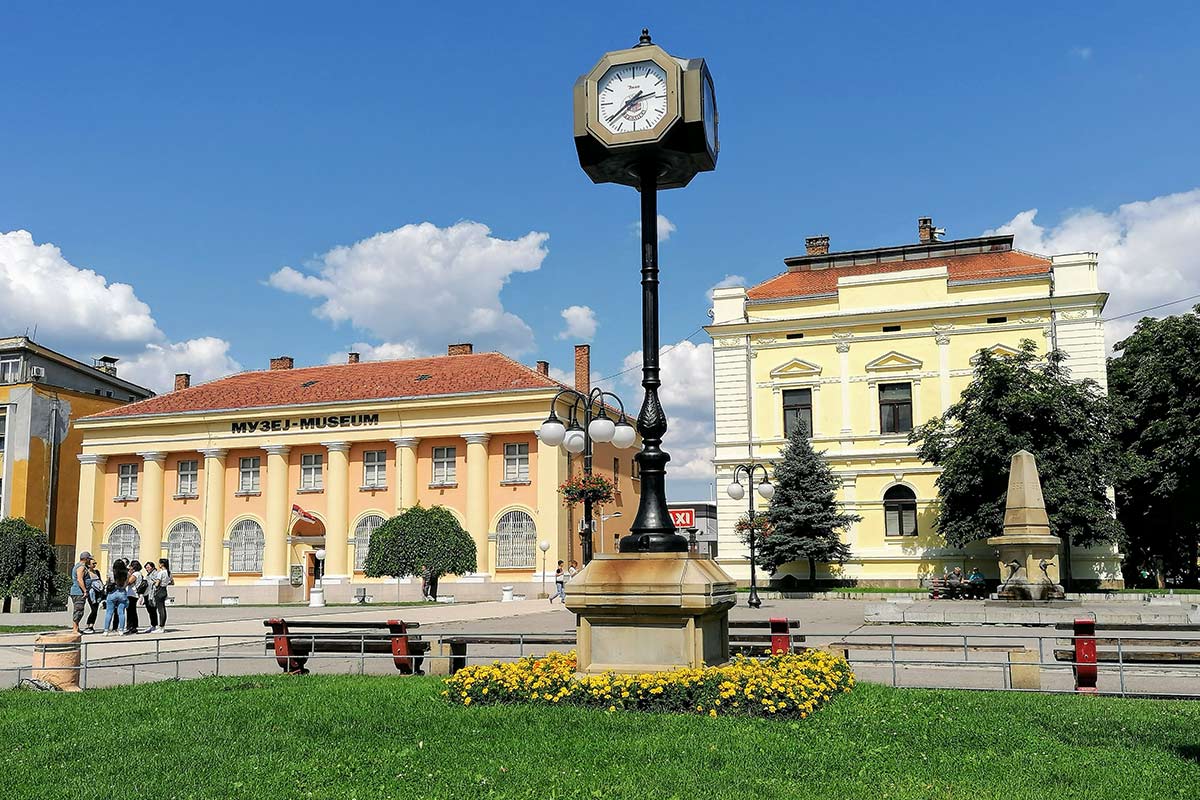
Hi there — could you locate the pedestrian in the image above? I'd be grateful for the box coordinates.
[83,557,104,634]
[153,559,172,632]
[141,561,159,633]
[126,561,147,634]
[550,561,566,604]
[420,564,430,600]
[68,551,90,634]
[104,559,131,636]
[568,560,580,579]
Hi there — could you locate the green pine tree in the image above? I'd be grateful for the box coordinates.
[761,425,860,587]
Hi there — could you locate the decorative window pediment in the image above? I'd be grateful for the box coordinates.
[969,343,1023,365]
[864,351,923,372]
[769,358,822,379]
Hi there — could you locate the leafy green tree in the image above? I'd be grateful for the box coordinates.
[0,517,58,610]
[1109,308,1200,588]
[363,505,477,599]
[761,425,859,587]
[910,340,1124,585]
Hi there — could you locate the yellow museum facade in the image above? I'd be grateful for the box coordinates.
[73,344,638,604]
[706,219,1122,587]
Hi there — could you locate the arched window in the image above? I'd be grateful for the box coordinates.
[167,521,201,573]
[108,523,140,564]
[229,519,265,573]
[884,485,918,537]
[354,514,385,571]
[496,510,536,569]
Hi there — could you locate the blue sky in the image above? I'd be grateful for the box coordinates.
[3,2,1199,498]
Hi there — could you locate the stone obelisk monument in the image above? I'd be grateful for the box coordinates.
[987,450,1066,600]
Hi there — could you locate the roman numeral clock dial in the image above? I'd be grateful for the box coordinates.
[597,61,668,135]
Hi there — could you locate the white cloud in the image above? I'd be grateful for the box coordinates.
[557,305,598,341]
[631,214,677,244]
[0,230,240,393]
[707,274,746,301]
[325,341,426,364]
[610,340,714,480]
[987,188,1200,349]
[1071,46,1093,60]
[269,221,548,356]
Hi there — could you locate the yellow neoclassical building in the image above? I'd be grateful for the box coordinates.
[706,218,1122,587]
[73,344,639,604]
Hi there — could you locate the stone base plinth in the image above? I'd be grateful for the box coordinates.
[565,553,736,675]
[988,533,1065,601]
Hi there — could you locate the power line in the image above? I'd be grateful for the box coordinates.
[593,325,708,385]
[1102,294,1200,323]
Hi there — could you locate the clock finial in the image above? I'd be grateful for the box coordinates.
[637,28,652,47]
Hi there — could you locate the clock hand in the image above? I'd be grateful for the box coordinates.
[607,91,645,123]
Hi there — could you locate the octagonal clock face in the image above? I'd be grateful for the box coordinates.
[596,61,668,135]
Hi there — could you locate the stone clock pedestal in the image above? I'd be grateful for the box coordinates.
[564,553,736,674]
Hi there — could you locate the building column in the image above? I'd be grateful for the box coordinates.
[391,437,419,513]
[536,433,566,575]
[263,444,291,580]
[138,451,167,559]
[198,448,228,580]
[463,433,491,575]
[838,342,852,434]
[867,381,880,435]
[322,441,350,579]
[75,454,107,558]
[936,333,952,413]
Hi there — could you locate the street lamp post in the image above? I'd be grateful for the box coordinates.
[726,464,775,608]
[309,548,328,608]
[540,387,637,565]
[538,540,551,599]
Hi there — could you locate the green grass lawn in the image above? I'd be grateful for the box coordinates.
[3,676,1198,799]
[0,624,66,634]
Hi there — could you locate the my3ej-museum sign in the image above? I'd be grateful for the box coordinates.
[230,413,381,435]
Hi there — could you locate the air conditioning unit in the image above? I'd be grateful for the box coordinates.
[29,366,46,380]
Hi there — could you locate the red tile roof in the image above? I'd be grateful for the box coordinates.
[747,250,1051,301]
[88,352,563,419]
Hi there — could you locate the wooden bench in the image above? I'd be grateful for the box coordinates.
[926,577,986,600]
[828,641,1026,656]
[729,619,806,656]
[263,618,428,675]
[1052,621,1200,687]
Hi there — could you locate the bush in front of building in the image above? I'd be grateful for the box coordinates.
[442,649,855,719]
[0,517,62,612]
[363,505,477,591]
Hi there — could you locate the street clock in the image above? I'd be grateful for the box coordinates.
[573,30,718,190]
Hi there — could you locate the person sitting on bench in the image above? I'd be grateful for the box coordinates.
[967,568,987,599]
[946,567,964,599]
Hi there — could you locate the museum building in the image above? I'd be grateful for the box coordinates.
[705,217,1123,587]
[73,344,638,604]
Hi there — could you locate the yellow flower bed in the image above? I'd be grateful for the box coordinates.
[442,650,854,719]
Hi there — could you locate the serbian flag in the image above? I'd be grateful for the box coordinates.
[291,504,318,524]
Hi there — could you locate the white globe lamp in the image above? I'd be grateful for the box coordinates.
[539,416,566,447]
[726,481,745,501]
[588,415,616,443]
[612,419,637,449]
[757,481,776,500]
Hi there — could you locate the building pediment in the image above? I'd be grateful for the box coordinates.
[969,343,1022,365]
[864,351,923,372]
[769,358,823,379]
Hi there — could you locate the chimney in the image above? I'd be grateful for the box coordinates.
[447,343,473,356]
[918,217,934,244]
[347,352,360,364]
[174,373,191,391]
[805,235,830,256]
[269,356,294,371]
[574,344,590,395]
[536,360,550,376]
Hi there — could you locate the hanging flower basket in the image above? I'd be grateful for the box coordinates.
[735,514,772,545]
[559,474,615,508]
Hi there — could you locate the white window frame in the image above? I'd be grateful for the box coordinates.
[300,453,323,490]
[503,443,529,483]
[166,520,201,573]
[0,356,20,383]
[176,459,198,497]
[117,463,139,499]
[354,514,385,571]
[0,411,6,453]
[432,446,456,485]
[239,456,261,493]
[362,450,387,488]
[229,519,265,573]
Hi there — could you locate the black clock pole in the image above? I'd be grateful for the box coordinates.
[621,160,688,554]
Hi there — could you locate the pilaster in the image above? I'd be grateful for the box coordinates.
[322,441,351,578]
[463,433,491,574]
[75,454,107,559]
[391,437,420,512]
[263,444,291,580]
[198,448,227,580]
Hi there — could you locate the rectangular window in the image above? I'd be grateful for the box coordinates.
[885,505,918,536]
[879,383,913,434]
[632,458,640,480]
[0,357,19,383]
[786,332,805,340]
[118,463,139,498]
[613,457,620,487]
[783,388,813,438]
[987,316,1008,324]
[882,325,901,333]
[300,453,323,490]
[503,443,529,482]
[176,460,198,496]
[239,457,261,493]
[432,446,457,485]
[363,450,387,487]
[0,412,6,452]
